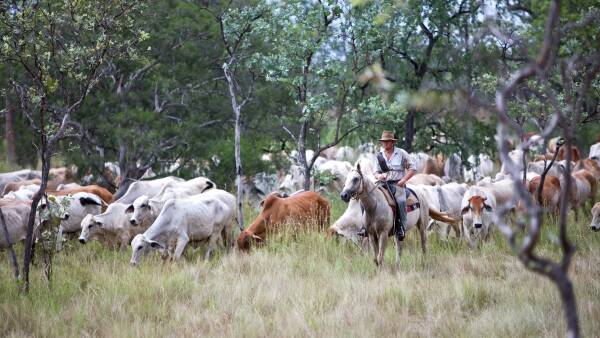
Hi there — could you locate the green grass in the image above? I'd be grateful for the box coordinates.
[1,199,600,337]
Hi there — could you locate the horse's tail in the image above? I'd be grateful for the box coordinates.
[429,208,460,224]
[410,187,429,254]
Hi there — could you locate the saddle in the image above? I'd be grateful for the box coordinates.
[376,182,419,212]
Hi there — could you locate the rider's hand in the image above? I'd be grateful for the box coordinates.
[376,173,386,181]
[397,180,406,187]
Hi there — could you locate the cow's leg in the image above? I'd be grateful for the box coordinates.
[377,232,388,268]
[55,226,64,252]
[173,235,189,260]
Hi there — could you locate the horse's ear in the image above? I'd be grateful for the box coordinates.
[357,163,362,173]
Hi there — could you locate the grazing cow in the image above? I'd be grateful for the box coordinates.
[130,191,236,265]
[237,191,330,251]
[113,176,184,204]
[443,153,462,182]
[557,146,581,162]
[407,173,444,186]
[47,185,113,204]
[0,169,40,193]
[589,143,600,165]
[525,175,561,213]
[461,186,497,247]
[476,177,519,210]
[0,198,32,249]
[326,199,367,247]
[78,203,147,250]
[591,202,600,231]
[463,154,494,183]
[128,177,217,229]
[39,192,104,250]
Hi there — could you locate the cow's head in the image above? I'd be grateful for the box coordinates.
[130,234,163,266]
[591,203,600,232]
[461,195,493,234]
[340,164,363,203]
[128,195,152,226]
[236,231,264,252]
[78,214,98,244]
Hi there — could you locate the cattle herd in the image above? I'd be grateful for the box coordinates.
[1,135,599,267]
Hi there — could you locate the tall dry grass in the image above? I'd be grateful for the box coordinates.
[0,198,599,337]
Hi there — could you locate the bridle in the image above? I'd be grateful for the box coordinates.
[349,169,378,200]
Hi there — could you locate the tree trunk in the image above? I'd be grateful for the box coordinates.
[4,88,17,166]
[404,109,416,152]
[298,122,311,191]
[223,61,245,231]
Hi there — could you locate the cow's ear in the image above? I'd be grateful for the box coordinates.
[201,180,215,193]
[461,206,470,215]
[149,240,164,249]
[125,205,134,213]
[80,196,101,206]
[356,163,362,173]
[484,204,493,212]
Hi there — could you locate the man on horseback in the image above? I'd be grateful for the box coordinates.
[358,130,416,240]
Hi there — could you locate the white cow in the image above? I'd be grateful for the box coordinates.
[410,152,430,173]
[278,164,306,193]
[417,183,468,240]
[0,169,40,193]
[314,160,353,192]
[129,190,236,265]
[128,177,216,228]
[326,199,367,247]
[476,177,519,210]
[589,143,600,165]
[463,154,495,183]
[354,153,377,181]
[591,202,600,231]
[78,203,147,250]
[461,186,497,247]
[499,149,526,176]
[40,192,104,251]
[4,184,39,201]
[0,198,32,249]
[114,176,185,204]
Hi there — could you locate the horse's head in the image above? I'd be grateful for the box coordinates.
[340,164,363,203]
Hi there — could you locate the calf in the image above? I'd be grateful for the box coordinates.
[129,190,236,265]
[237,191,330,251]
[78,203,147,250]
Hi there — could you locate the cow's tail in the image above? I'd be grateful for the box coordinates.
[429,208,460,224]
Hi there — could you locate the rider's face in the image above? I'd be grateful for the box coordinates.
[380,140,394,151]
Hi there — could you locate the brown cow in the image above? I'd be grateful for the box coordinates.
[575,159,600,180]
[420,154,445,177]
[526,175,561,213]
[47,185,113,204]
[237,191,330,251]
[557,146,581,162]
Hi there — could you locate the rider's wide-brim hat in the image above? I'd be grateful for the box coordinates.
[379,130,397,142]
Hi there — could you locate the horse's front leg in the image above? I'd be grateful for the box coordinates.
[377,231,388,268]
[368,232,378,266]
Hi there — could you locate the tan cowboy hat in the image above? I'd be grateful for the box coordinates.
[379,130,397,142]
